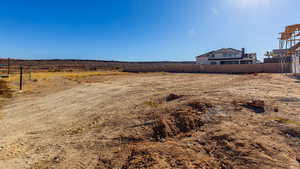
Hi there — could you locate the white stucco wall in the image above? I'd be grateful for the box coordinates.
[208,51,241,59]
[196,57,209,65]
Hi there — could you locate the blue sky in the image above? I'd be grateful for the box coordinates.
[0,0,299,61]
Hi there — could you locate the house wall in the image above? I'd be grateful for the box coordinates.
[196,57,209,65]
[196,49,256,65]
[211,51,241,59]
[198,58,256,65]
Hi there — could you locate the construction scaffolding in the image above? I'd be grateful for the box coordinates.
[279,24,300,73]
[279,24,300,53]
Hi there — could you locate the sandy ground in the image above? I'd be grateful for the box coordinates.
[0,73,300,169]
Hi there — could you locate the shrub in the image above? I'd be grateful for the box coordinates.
[0,80,12,98]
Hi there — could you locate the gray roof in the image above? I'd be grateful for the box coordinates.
[214,48,241,53]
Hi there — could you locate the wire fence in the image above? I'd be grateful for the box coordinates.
[0,58,127,91]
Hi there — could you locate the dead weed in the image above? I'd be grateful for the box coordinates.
[0,80,12,98]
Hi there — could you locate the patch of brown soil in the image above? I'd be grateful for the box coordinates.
[122,149,164,169]
[120,143,218,169]
[187,102,214,112]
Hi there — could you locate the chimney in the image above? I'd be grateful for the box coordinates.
[241,48,245,58]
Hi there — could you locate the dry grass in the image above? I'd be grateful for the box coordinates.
[272,117,300,126]
[8,71,128,82]
[0,79,12,120]
[5,71,130,93]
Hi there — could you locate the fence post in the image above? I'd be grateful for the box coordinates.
[7,58,10,75]
[20,66,23,90]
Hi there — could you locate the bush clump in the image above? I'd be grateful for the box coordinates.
[0,80,12,98]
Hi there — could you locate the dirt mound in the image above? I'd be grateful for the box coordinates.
[120,97,300,169]
[152,110,204,139]
[152,102,213,139]
[120,144,218,169]
[120,123,300,169]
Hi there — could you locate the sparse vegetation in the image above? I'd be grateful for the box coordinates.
[0,79,12,120]
[0,79,12,98]
[6,71,130,93]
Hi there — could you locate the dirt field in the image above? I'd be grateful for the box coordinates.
[0,72,300,169]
